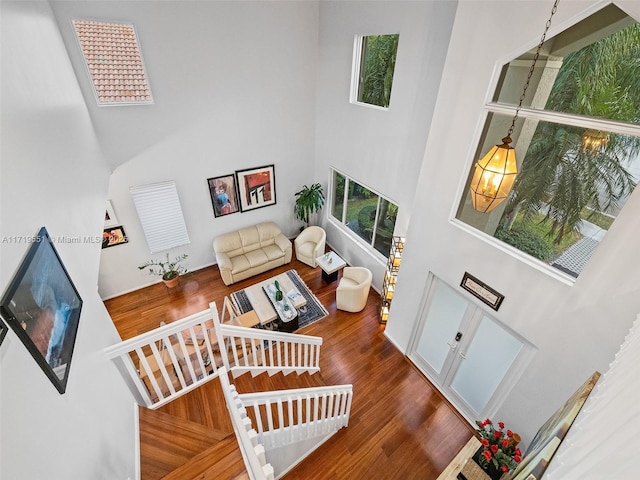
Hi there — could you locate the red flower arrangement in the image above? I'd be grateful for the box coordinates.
[475,419,522,474]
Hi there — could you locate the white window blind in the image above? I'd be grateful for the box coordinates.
[130,181,190,254]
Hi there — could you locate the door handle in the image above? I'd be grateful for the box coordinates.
[458,351,466,359]
[447,342,457,350]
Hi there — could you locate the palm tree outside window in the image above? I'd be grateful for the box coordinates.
[457,5,640,278]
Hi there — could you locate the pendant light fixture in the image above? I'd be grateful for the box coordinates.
[470,0,560,213]
[582,129,610,153]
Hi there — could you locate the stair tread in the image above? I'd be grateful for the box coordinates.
[234,370,327,393]
[161,436,248,480]
[142,357,330,479]
[141,407,231,443]
[140,407,234,479]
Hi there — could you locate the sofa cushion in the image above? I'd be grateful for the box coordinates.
[262,244,286,262]
[257,222,281,247]
[230,255,251,274]
[338,277,359,288]
[214,231,244,257]
[245,248,269,267]
[296,241,316,258]
[238,225,261,253]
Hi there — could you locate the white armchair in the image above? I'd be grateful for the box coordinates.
[336,267,373,313]
[294,226,326,268]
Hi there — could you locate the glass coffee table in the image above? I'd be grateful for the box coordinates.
[315,251,346,283]
[242,273,307,327]
[262,281,299,332]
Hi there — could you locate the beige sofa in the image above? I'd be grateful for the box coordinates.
[213,221,292,286]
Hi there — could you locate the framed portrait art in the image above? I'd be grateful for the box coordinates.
[207,174,240,218]
[235,164,276,212]
[0,227,83,394]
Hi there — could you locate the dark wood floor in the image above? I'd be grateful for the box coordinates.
[106,256,473,479]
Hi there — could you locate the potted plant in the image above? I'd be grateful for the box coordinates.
[138,253,188,288]
[294,183,325,228]
[473,419,522,479]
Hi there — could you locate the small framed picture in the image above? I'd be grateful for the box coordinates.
[102,226,128,249]
[235,164,276,212]
[460,272,505,311]
[104,200,119,228]
[207,174,240,218]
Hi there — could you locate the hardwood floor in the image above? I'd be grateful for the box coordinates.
[106,256,473,479]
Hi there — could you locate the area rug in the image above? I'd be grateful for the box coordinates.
[231,270,328,331]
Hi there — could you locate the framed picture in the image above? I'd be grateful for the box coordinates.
[102,226,128,249]
[460,272,505,311]
[504,372,601,480]
[0,227,83,394]
[235,164,276,212]
[207,174,240,218]
[104,200,119,228]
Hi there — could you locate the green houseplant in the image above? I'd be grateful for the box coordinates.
[294,183,325,226]
[138,253,188,287]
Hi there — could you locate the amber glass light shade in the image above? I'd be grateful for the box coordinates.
[582,129,610,153]
[470,137,518,213]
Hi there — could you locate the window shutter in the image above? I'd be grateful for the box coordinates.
[130,181,190,254]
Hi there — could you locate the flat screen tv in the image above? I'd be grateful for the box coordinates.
[0,227,83,394]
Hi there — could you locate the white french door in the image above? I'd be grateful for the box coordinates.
[409,276,530,421]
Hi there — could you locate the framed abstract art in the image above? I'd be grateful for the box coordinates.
[235,164,276,212]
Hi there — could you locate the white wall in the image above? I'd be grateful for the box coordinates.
[0,2,135,478]
[91,1,320,299]
[545,314,640,479]
[386,0,640,447]
[315,0,458,289]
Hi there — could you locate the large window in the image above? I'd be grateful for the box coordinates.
[350,34,399,109]
[330,169,399,257]
[456,5,640,279]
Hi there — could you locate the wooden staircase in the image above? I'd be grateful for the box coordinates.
[140,369,328,479]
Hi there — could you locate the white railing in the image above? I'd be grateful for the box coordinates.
[106,301,324,408]
[239,384,353,450]
[104,308,220,408]
[216,297,323,378]
[219,367,275,480]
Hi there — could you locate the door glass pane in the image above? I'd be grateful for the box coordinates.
[345,183,379,245]
[331,171,346,221]
[450,316,523,414]
[416,281,468,374]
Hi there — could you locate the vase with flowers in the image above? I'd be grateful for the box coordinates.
[473,419,522,480]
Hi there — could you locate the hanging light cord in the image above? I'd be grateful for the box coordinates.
[506,0,560,139]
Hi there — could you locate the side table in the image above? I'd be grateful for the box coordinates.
[315,251,346,283]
